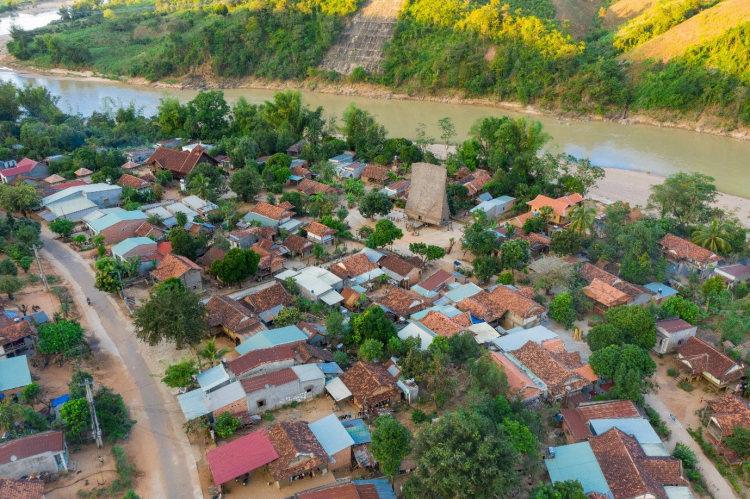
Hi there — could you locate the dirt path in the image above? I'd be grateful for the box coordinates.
[644,393,738,499]
[40,229,203,499]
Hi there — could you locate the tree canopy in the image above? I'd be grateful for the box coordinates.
[133,283,208,349]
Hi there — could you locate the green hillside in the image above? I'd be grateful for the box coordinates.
[7,0,750,125]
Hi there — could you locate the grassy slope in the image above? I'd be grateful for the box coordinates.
[549,0,607,40]
[622,0,750,62]
[604,0,655,28]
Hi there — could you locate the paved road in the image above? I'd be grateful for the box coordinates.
[645,393,738,499]
[41,233,202,499]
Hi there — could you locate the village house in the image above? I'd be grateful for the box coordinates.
[206,428,279,487]
[195,364,231,393]
[559,399,641,443]
[242,365,326,416]
[198,246,227,272]
[182,195,218,217]
[275,267,344,306]
[0,355,32,400]
[471,195,516,219]
[235,325,309,355]
[251,241,287,279]
[456,169,492,198]
[414,310,472,339]
[145,145,218,178]
[229,226,276,250]
[267,421,329,488]
[675,336,744,392]
[244,201,294,227]
[0,431,68,478]
[411,269,455,299]
[294,342,334,364]
[294,478,396,499]
[467,285,546,329]
[0,158,48,184]
[340,286,365,312]
[578,263,653,305]
[362,164,390,184]
[659,233,720,273]
[305,221,337,246]
[39,183,122,222]
[86,210,150,244]
[378,254,421,287]
[714,263,750,288]
[126,147,155,164]
[296,179,338,196]
[510,340,594,400]
[178,381,248,421]
[703,394,750,444]
[336,162,367,179]
[117,173,153,192]
[283,233,314,257]
[490,351,544,407]
[405,163,450,227]
[526,193,583,225]
[340,361,400,410]
[296,322,327,346]
[381,180,410,199]
[155,138,182,149]
[0,478,44,499]
[653,318,697,354]
[227,344,297,380]
[240,282,294,323]
[491,325,559,351]
[151,253,203,293]
[329,253,382,284]
[308,414,356,471]
[205,294,265,346]
[584,278,631,315]
[0,320,37,360]
[374,285,428,322]
[111,237,164,272]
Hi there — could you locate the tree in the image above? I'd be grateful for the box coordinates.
[359,338,384,361]
[350,306,397,345]
[94,258,125,293]
[550,229,582,256]
[342,104,387,160]
[60,398,89,443]
[21,382,41,405]
[404,409,518,499]
[187,172,213,200]
[609,363,646,404]
[549,293,576,329]
[409,242,445,268]
[567,205,597,237]
[661,296,700,324]
[358,190,393,219]
[210,248,260,284]
[692,220,732,254]
[325,311,346,344]
[197,337,230,368]
[604,305,657,349]
[473,256,502,283]
[168,227,198,261]
[370,415,411,478]
[0,259,16,276]
[0,183,40,217]
[123,491,142,499]
[37,319,85,354]
[619,253,654,285]
[522,215,547,234]
[447,331,482,364]
[365,219,402,249]
[437,117,456,152]
[499,239,530,271]
[648,172,718,230]
[213,411,242,439]
[589,344,656,379]
[49,218,76,238]
[0,275,23,299]
[725,426,750,459]
[161,359,198,388]
[133,284,208,349]
[185,90,229,141]
[312,243,328,263]
[94,387,135,442]
[0,400,21,433]
[586,324,622,351]
[273,306,301,328]
[530,480,587,499]
[497,270,515,285]
[333,350,350,368]
[461,210,497,257]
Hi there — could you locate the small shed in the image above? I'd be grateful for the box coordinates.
[325,376,352,403]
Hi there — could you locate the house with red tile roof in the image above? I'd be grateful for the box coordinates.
[206,428,278,486]
[146,145,218,178]
[229,226,276,250]
[703,394,750,443]
[329,253,380,281]
[654,319,697,355]
[0,478,44,499]
[206,294,265,345]
[151,253,203,292]
[578,263,653,306]
[305,221,337,245]
[560,400,641,443]
[267,421,329,488]
[714,263,750,287]
[198,246,227,271]
[244,201,294,227]
[282,234,314,257]
[490,351,543,407]
[659,233,720,272]
[227,344,297,379]
[0,320,37,360]
[361,164,390,183]
[456,169,492,198]
[241,282,294,319]
[374,285,428,321]
[242,365,325,416]
[0,158,47,184]
[296,179,337,196]
[378,254,421,286]
[584,278,631,314]
[117,173,153,191]
[294,478,396,498]
[511,341,592,400]
[411,269,455,299]
[0,431,67,477]
[675,336,744,390]
[526,193,583,225]
[340,361,400,410]
[483,285,546,329]
[416,310,470,338]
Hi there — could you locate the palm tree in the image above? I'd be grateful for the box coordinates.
[196,337,230,369]
[188,173,211,200]
[692,220,731,254]
[567,204,597,237]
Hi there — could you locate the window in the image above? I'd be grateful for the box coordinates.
[305,386,313,394]
[257,399,266,408]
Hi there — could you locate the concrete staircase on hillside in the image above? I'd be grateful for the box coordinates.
[321,0,404,75]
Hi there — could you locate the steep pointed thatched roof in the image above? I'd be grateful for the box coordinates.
[405,162,450,226]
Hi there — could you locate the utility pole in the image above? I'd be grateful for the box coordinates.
[33,245,49,292]
[84,379,103,448]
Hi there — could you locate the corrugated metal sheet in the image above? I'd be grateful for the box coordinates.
[492,325,558,351]
[235,325,308,355]
[196,364,230,392]
[545,442,610,496]
[664,486,695,499]
[0,355,31,392]
[342,419,371,444]
[325,377,352,402]
[308,414,355,456]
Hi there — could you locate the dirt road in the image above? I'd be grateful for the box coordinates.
[40,231,203,499]
[644,393,738,499]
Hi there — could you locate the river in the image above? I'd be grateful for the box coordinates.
[0,69,748,197]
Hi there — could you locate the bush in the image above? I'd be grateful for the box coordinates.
[411,409,429,424]
[667,368,677,377]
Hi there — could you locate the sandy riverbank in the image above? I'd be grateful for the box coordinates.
[591,167,750,225]
[0,0,73,56]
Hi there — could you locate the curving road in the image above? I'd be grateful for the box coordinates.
[41,231,203,499]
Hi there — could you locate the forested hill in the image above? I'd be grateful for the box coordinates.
[7,0,750,126]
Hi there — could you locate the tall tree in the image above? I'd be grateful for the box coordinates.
[185,90,229,141]
[567,204,597,237]
[692,220,732,254]
[210,248,260,284]
[461,210,498,257]
[365,219,403,249]
[0,183,40,217]
[342,104,387,160]
[350,306,396,345]
[370,415,412,478]
[229,166,262,202]
[358,190,393,219]
[648,172,718,229]
[133,284,208,349]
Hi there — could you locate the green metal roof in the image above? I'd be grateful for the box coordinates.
[235,325,307,355]
[545,442,610,496]
[0,355,31,392]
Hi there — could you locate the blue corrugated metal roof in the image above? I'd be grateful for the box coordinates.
[645,282,679,298]
[443,283,483,303]
[309,414,355,456]
[545,442,610,496]
[25,311,49,324]
[51,394,69,407]
[0,355,31,392]
[112,237,155,257]
[178,388,208,420]
[317,362,344,375]
[342,419,371,444]
[235,325,308,355]
[90,210,147,232]
[196,364,229,392]
[354,479,397,499]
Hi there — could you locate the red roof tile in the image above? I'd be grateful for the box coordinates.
[297,179,337,196]
[561,408,592,440]
[656,318,693,334]
[240,368,298,393]
[706,394,750,436]
[151,253,201,281]
[379,255,417,278]
[511,341,589,396]
[362,165,389,181]
[0,158,40,178]
[283,234,313,254]
[306,221,337,238]
[374,286,427,319]
[577,400,640,423]
[416,269,453,292]
[489,352,543,402]
[0,478,44,499]
[330,253,379,279]
[267,422,328,482]
[527,193,582,218]
[583,279,630,308]
[206,428,279,485]
[251,201,293,221]
[206,295,263,337]
[677,336,743,383]
[146,146,217,176]
[228,345,296,376]
[341,361,399,405]
[487,285,546,319]
[0,320,36,346]
[418,311,465,337]
[242,283,294,314]
[0,431,63,465]
[117,173,153,190]
[660,233,719,266]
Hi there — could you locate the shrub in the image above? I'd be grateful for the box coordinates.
[411,409,429,424]
[667,368,677,377]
